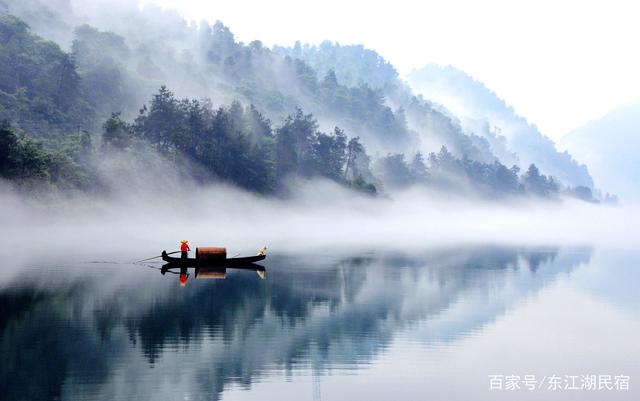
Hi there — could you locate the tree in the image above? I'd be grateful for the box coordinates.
[244,105,273,141]
[312,127,347,180]
[102,112,131,149]
[71,24,135,117]
[0,15,90,133]
[344,136,376,189]
[134,85,183,150]
[522,164,558,197]
[52,53,81,112]
[275,108,318,179]
[487,161,519,194]
[409,152,429,183]
[375,153,412,189]
[0,120,48,181]
[344,136,363,180]
[570,185,595,202]
[351,174,377,195]
[0,120,19,177]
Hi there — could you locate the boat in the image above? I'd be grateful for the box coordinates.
[161,246,266,267]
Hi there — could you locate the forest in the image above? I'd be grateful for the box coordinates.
[0,10,598,201]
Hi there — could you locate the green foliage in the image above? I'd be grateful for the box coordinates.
[0,120,90,188]
[132,88,277,192]
[312,127,347,181]
[102,112,131,149]
[374,154,413,189]
[278,41,490,157]
[370,145,561,198]
[567,185,597,202]
[275,41,399,89]
[71,24,137,118]
[316,79,411,148]
[194,24,414,149]
[522,164,559,197]
[275,108,318,179]
[0,14,591,201]
[1,120,48,180]
[409,152,429,183]
[351,174,377,195]
[344,137,374,182]
[0,15,92,134]
[128,87,377,194]
[274,108,375,189]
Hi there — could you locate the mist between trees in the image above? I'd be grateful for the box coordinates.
[0,10,613,203]
[1,85,603,202]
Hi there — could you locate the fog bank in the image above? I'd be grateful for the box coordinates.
[1,178,637,270]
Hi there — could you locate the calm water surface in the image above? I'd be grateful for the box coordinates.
[1,246,638,401]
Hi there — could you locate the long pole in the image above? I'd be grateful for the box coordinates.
[135,250,181,263]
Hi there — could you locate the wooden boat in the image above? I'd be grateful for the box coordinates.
[161,247,266,267]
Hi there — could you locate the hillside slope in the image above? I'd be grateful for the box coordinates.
[406,64,593,189]
[559,101,640,201]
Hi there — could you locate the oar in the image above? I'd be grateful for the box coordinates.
[135,251,181,263]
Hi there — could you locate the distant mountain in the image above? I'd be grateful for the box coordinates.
[559,101,640,201]
[274,41,501,163]
[406,65,594,189]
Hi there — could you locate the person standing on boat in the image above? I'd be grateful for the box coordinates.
[180,240,190,259]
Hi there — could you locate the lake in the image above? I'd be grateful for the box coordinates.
[1,246,638,401]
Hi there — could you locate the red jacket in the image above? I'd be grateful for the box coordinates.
[181,243,190,252]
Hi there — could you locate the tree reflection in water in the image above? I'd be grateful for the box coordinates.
[0,246,592,401]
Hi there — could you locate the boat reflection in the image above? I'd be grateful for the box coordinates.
[160,263,266,285]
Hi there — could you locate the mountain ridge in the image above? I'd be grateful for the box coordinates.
[559,100,640,201]
[405,64,594,189]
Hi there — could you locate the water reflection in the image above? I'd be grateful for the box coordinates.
[0,246,595,401]
[159,264,267,285]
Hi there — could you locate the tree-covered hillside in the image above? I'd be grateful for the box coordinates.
[274,41,500,163]
[406,65,594,189]
[0,15,92,135]
[4,0,492,157]
[275,43,596,191]
[0,3,599,202]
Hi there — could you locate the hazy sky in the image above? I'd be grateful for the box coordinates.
[138,0,640,139]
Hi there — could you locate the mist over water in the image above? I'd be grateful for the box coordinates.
[1,142,637,401]
[1,176,637,275]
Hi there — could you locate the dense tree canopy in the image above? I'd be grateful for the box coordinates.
[0,15,90,134]
[129,88,375,193]
[0,120,90,188]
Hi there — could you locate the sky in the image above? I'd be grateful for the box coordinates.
[138,0,640,139]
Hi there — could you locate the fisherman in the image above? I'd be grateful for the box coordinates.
[180,240,190,259]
